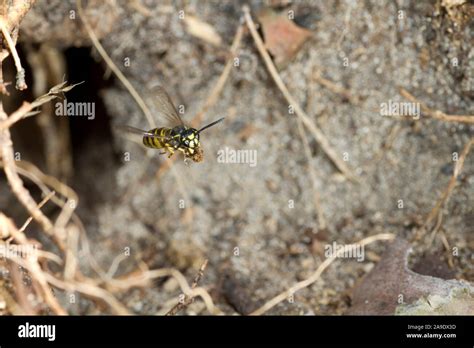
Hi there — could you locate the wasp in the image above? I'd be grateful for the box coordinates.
[116,87,225,162]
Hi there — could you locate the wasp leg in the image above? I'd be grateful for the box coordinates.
[167,148,175,158]
[158,150,167,155]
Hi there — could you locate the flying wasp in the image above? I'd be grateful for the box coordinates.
[116,87,225,163]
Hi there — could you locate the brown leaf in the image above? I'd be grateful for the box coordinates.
[259,10,312,68]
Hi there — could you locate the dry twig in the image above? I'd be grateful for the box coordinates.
[424,138,473,231]
[165,259,209,315]
[0,101,56,246]
[250,233,395,315]
[19,191,55,232]
[0,83,80,254]
[0,0,36,90]
[0,82,83,130]
[76,0,156,128]
[243,6,358,182]
[312,67,359,104]
[296,118,327,229]
[191,26,244,127]
[4,244,67,315]
[0,20,26,89]
[105,265,221,315]
[400,88,474,124]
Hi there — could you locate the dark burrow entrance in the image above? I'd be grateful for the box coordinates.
[2,45,120,237]
[62,47,120,209]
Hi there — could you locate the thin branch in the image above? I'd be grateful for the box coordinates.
[424,138,474,229]
[243,6,358,182]
[400,88,474,124]
[2,102,217,316]
[312,67,359,104]
[5,159,109,280]
[166,259,209,315]
[19,190,55,232]
[105,252,129,279]
[250,233,395,315]
[0,81,83,130]
[368,124,401,167]
[0,19,26,89]
[296,118,327,229]
[76,0,156,128]
[191,25,244,127]
[2,219,65,316]
[5,250,67,315]
[8,254,111,315]
[0,84,79,253]
[105,266,222,315]
[15,153,79,232]
[0,127,54,233]
[0,4,59,252]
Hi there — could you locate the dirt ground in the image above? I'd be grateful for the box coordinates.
[0,0,473,315]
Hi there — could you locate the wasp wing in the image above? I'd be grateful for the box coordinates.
[146,86,184,128]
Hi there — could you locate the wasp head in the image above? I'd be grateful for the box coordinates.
[176,117,224,163]
[181,128,202,162]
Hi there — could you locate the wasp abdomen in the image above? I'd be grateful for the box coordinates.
[143,127,172,149]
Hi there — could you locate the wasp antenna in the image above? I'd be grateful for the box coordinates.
[198,117,225,133]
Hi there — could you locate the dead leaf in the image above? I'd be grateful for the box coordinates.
[259,10,312,68]
[184,15,222,46]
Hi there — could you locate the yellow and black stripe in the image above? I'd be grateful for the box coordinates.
[142,127,174,149]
